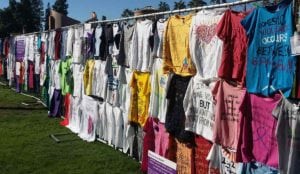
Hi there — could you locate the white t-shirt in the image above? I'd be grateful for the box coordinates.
[112,23,120,56]
[73,26,83,63]
[15,62,21,76]
[148,58,172,123]
[97,102,107,140]
[183,75,216,141]
[72,64,84,98]
[152,19,167,58]
[66,27,75,57]
[79,95,99,142]
[131,19,153,72]
[113,106,124,149]
[92,60,107,99]
[67,96,82,134]
[189,9,226,80]
[105,102,115,145]
[119,67,133,113]
[50,60,61,90]
[34,35,40,74]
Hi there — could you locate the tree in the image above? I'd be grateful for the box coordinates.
[173,0,186,10]
[188,0,207,7]
[158,1,170,12]
[121,9,134,17]
[52,0,68,15]
[44,3,51,30]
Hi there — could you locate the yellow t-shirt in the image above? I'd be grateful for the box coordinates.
[83,59,95,95]
[163,14,196,76]
[128,71,151,127]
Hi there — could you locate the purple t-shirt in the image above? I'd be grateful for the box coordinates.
[15,38,25,62]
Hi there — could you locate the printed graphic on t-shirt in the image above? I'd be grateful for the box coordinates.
[88,116,93,134]
[196,24,217,44]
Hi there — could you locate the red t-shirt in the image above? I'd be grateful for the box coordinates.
[54,30,62,60]
[217,10,248,86]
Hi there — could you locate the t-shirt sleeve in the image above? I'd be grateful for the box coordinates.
[240,9,257,37]
[216,10,230,41]
[272,98,284,119]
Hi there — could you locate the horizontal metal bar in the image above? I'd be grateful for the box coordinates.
[19,0,261,36]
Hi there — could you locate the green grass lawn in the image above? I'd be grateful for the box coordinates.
[0,84,142,174]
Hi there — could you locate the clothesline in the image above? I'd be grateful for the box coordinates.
[20,0,261,36]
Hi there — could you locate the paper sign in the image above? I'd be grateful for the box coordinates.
[148,151,176,174]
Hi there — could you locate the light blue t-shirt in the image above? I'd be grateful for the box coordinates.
[241,0,295,97]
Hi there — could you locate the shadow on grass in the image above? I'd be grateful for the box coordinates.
[0,106,47,110]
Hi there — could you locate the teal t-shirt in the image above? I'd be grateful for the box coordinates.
[241,0,295,97]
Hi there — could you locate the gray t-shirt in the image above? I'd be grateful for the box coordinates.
[272,98,300,174]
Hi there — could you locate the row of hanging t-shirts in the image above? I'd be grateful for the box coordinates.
[1,0,300,173]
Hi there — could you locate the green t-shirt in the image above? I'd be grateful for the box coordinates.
[58,57,73,95]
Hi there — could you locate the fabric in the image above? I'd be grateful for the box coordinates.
[106,55,122,106]
[189,9,225,80]
[141,117,156,173]
[212,80,247,154]
[131,19,153,72]
[165,74,194,143]
[195,135,220,174]
[66,27,74,57]
[66,96,82,134]
[79,95,98,142]
[83,59,95,95]
[246,94,281,168]
[128,71,151,127]
[175,139,195,174]
[50,60,61,90]
[272,97,300,174]
[54,29,62,60]
[49,89,63,117]
[96,102,106,140]
[60,93,71,126]
[100,24,114,60]
[105,102,115,145]
[183,76,216,141]
[119,23,135,67]
[163,14,196,76]
[94,26,102,57]
[92,59,107,99]
[148,58,172,123]
[72,64,84,98]
[217,10,248,86]
[152,19,167,58]
[15,36,25,62]
[241,0,295,97]
[58,58,73,95]
[113,106,124,148]
[154,122,169,157]
[73,26,84,63]
[238,162,279,174]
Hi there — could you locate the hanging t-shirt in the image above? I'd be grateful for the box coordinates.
[272,97,300,174]
[163,14,196,76]
[238,162,279,174]
[131,19,153,72]
[48,31,56,59]
[15,36,25,62]
[79,95,99,142]
[148,58,172,123]
[94,26,102,58]
[119,23,135,67]
[113,106,124,148]
[208,144,240,174]
[152,19,167,58]
[66,27,74,57]
[189,9,225,80]
[92,59,107,99]
[83,59,95,95]
[66,96,82,134]
[165,74,194,143]
[217,10,248,86]
[241,0,295,97]
[183,76,216,141]
[50,60,61,90]
[97,102,106,140]
[58,57,73,95]
[128,71,151,127]
[105,102,115,146]
[54,29,62,60]
[141,117,155,173]
[72,64,84,98]
[175,138,195,174]
[246,94,281,168]
[73,26,84,63]
[195,135,220,174]
[212,80,247,154]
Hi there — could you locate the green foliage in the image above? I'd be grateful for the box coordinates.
[158,1,170,12]
[188,0,207,7]
[52,0,68,16]
[0,0,44,37]
[121,9,134,17]
[173,0,186,10]
[0,85,142,174]
[44,3,51,30]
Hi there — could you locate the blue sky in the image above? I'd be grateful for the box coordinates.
[0,0,197,22]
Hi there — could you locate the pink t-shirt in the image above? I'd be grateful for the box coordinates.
[247,94,281,168]
[212,80,247,152]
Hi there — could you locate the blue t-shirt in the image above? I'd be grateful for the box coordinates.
[241,0,295,97]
